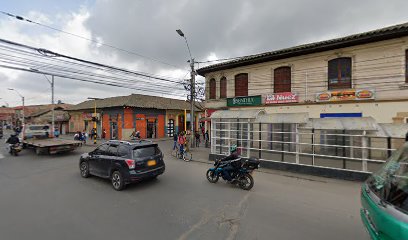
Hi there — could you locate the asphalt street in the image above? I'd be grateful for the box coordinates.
[0,134,368,240]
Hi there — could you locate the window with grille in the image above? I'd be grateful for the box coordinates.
[209,78,216,99]
[328,57,352,90]
[235,73,248,97]
[274,67,291,93]
[220,77,227,98]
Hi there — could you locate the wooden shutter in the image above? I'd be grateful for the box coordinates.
[274,67,291,93]
[209,79,216,99]
[328,57,352,90]
[220,77,227,98]
[235,73,248,97]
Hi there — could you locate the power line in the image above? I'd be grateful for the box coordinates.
[0,10,187,70]
[0,39,189,98]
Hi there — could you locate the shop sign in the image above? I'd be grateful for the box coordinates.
[227,95,262,107]
[316,89,375,102]
[265,92,298,104]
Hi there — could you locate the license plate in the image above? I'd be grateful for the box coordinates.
[147,160,156,166]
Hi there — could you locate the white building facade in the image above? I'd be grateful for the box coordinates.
[197,23,408,179]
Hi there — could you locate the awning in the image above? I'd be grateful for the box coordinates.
[210,109,265,119]
[376,123,408,138]
[254,112,309,124]
[300,117,379,131]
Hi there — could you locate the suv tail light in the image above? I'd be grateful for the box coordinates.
[125,159,135,169]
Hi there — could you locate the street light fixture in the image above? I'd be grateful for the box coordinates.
[176,29,196,148]
[88,97,102,144]
[8,88,25,139]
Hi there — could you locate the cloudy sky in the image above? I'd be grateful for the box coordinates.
[0,0,408,107]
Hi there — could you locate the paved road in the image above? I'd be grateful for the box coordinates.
[0,135,368,240]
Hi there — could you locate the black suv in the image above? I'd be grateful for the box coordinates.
[79,140,165,191]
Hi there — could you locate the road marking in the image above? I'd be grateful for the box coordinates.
[0,153,4,159]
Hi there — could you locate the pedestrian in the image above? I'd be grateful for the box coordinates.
[173,132,178,150]
[130,128,141,140]
[54,128,60,138]
[91,128,96,139]
[178,132,186,158]
[82,130,87,144]
[195,131,200,147]
[205,130,209,148]
[101,128,106,139]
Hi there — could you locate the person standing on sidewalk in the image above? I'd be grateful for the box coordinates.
[205,130,209,148]
[195,131,200,147]
[173,132,178,150]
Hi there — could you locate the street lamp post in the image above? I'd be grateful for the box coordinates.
[8,88,25,139]
[176,29,196,148]
[88,97,101,144]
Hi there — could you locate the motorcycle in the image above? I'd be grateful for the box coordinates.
[9,143,22,156]
[206,157,260,190]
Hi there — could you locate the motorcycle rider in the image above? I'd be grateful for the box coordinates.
[219,144,241,183]
[6,133,20,153]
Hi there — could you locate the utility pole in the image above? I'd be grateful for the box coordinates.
[22,96,25,138]
[176,29,195,148]
[88,97,101,144]
[190,58,195,147]
[51,75,55,138]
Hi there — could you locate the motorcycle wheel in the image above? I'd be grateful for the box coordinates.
[238,173,254,191]
[206,169,219,183]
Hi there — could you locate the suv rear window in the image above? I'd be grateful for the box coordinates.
[132,145,161,159]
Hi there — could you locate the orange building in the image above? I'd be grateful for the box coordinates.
[67,94,200,140]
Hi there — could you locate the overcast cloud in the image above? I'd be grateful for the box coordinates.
[0,0,408,106]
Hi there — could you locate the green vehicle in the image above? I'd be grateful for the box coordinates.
[361,142,408,239]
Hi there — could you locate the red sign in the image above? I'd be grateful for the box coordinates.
[265,92,299,104]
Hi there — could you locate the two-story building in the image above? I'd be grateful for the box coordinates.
[197,22,408,179]
[199,22,408,125]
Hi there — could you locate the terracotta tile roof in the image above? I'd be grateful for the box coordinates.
[197,22,408,76]
[67,94,198,111]
[26,104,71,118]
[0,108,15,114]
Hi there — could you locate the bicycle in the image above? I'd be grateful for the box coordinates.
[171,144,192,162]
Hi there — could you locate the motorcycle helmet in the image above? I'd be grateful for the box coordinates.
[230,144,237,153]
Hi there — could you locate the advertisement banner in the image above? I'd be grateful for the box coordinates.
[227,95,262,107]
[316,89,375,102]
[265,92,299,104]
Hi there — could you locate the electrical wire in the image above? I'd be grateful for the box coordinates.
[0,10,187,70]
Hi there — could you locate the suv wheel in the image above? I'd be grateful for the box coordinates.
[111,171,125,191]
[80,161,90,178]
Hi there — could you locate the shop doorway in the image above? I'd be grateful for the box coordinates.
[178,115,185,133]
[111,122,118,139]
[146,119,157,138]
[167,119,174,137]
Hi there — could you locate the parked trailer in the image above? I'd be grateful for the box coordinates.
[23,138,82,155]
